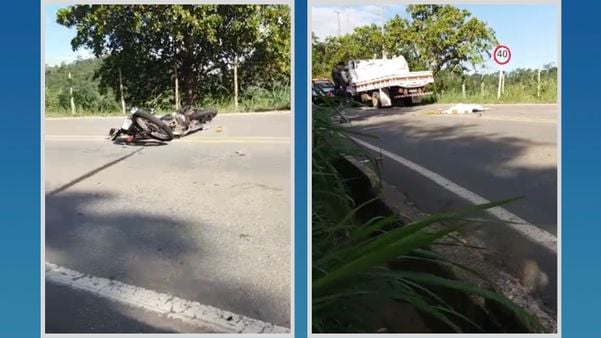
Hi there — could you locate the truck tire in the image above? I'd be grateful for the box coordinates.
[372,92,381,108]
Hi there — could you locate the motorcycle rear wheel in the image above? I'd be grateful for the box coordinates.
[188,109,217,123]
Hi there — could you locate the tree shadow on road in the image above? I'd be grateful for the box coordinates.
[45,190,290,332]
[46,282,175,333]
[343,104,438,122]
[345,117,558,312]
[348,119,557,228]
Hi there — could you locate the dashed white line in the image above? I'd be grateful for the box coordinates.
[45,262,289,334]
[351,137,557,253]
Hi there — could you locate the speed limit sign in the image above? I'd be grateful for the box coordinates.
[493,45,511,65]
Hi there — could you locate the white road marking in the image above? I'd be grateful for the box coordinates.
[45,262,289,334]
[44,135,290,144]
[351,137,557,253]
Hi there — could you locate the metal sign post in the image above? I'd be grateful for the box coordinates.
[493,45,511,99]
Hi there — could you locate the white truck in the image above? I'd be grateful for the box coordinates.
[345,55,434,108]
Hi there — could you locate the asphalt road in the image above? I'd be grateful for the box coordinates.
[44,112,291,332]
[346,104,557,233]
[346,105,558,313]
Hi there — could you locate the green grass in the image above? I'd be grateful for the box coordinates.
[435,91,556,104]
[312,99,546,333]
[201,84,291,113]
[433,80,557,104]
[45,110,121,117]
[46,84,291,117]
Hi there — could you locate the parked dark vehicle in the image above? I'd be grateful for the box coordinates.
[313,79,336,96]
[109,106,217,143]
[312,79,336,105]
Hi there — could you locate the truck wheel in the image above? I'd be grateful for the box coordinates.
[372,92,381,108]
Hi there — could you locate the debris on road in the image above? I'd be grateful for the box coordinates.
[441,103,491,114]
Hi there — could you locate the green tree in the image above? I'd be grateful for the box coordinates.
[57,4,290,107]
[405,5,497,74]
[239,5,291,88]
[312,5,496,79]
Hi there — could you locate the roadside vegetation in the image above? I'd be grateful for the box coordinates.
[312,98,547,333]
[45,4,291,116]
[312,4,554,333]
[433,67,557,104]
[312,4,557,104]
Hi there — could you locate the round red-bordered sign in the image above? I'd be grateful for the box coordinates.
[493,45,511,65]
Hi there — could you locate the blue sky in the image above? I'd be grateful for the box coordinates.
[312,4,559,71]
[45,4,93,66]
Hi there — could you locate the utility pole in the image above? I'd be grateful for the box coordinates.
[345,7,349,34]
[381,6,387,59]
[118,68,126,114]
[335,10,341,36]
[233,55,239,112]
[68,72,75,115]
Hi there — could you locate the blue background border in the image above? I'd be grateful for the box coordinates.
[1,1,600,337]
[294,0,308,337]
[562,1,600,337]
[0,1,41,337]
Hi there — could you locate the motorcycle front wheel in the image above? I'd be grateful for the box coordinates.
[132,111,174,141]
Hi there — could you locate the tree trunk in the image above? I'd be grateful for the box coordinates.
[180,34,197,108]
[180,63,196,107]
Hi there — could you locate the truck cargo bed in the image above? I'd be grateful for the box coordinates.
[351,71,434,94]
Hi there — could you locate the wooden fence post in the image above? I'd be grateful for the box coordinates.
[234,55,239,112]
[68,72,75,115]
[537,68,541,98]
[119,68,126,114]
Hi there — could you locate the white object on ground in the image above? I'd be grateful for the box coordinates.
[442,103,491,114]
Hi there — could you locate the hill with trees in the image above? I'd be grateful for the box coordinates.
[46,4,291,115]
